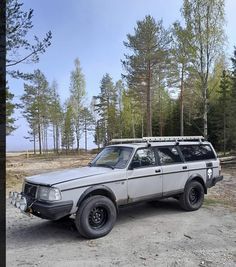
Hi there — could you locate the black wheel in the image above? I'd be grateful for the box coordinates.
[75,195,117,239]
[179,181,204,211]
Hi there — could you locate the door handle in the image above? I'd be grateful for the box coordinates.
[182,166,187,170]
[155,169,161,173]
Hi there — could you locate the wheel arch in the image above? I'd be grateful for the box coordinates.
[77,185,118,211]
[185,174,207,194]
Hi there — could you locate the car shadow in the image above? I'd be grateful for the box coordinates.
[116,198,184,225]
[7,198,184,246]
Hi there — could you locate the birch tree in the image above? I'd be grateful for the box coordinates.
[182,0,225,138]
[69,58,86,151]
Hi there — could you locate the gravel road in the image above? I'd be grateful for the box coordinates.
[6,198,236,267]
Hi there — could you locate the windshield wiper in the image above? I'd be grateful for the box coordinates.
[96,164,114,169]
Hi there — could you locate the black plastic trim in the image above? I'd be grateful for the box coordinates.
[162,189,184,197]
[31,200,73,220]
[76,185,117,207]
[206,175,223,188]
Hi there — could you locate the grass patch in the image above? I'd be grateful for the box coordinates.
[204,197,232,207]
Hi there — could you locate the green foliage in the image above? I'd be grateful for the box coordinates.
[229,47,236,150]
[209,70,231,153]
[122,15,171,136]
[181,0,225,138]
[69,58,86,150]
[21,69,51,154]
[61,102,74,151]
[6,84,16,135]
[49,80,63,153]
[94,73,118,145]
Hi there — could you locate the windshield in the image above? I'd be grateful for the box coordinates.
[90,146,133,169]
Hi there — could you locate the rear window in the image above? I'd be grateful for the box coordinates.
[157,146,182,165]
[180,145,216,161]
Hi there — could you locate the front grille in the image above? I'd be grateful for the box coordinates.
[24,183,38,198]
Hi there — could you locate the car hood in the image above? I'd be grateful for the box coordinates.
[25,166,112,186]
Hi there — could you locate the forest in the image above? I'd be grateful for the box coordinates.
[6,0,236,155]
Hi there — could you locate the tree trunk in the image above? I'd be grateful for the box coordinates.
[38,123,42,155]
[159,86,163,136]
[56,124,59,154]
[85,118,87,153]
[33,131,36,155]
[203,82,208,139]
[53,125,56,153]
[146,61,152,136]
[76,125,80,153]
[180,65,184,136]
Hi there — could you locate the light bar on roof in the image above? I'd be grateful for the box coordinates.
[110,136,205,143]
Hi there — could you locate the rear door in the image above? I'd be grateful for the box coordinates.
[156,146,188,196]
[179,144,218,184]
[127,147,162,203]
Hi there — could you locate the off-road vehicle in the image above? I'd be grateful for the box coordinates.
[9,136,223,239]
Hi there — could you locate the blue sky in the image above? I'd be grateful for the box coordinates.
[6,0,236,151]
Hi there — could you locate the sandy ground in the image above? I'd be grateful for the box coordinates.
[6,154,236,267]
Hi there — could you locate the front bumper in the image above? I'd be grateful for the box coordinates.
[30,200,73,220]
[206,175,223,188]
[9,192,73,220]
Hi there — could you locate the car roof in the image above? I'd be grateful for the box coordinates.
[108,141,211,149]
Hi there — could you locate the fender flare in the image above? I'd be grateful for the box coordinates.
[76,185,117,210]
[185,174,207,194]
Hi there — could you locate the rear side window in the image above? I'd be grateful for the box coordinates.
[180,145,216,161]
[157,146,182,165]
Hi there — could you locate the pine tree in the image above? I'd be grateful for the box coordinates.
[170,21,194,136]
[49,80,62,153]
[216,70,230,154]
[6,83,16,135]
[122,15,171,136]
[229,47,236,150]
[21,69,50,154]
[94,74,118,145]
[61,101,74,152]
[80,107,95,152]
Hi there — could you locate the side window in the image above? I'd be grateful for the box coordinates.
[180,145,216,161]
[157,146,182,165]
[131,148,156,168]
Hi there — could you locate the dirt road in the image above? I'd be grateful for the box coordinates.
[6,199,236,267]
[6,154,236,266]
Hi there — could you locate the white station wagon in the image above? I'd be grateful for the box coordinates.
[9,136,223,239]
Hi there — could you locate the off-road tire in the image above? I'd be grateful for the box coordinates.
[179,181,204,211]
[75,195,117,239]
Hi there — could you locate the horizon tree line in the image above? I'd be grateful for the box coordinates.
[6,0,236,154]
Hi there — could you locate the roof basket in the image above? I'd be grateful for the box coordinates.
[110,136,205,144]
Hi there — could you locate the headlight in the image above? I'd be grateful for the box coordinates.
[38,186,62,201]
[15,193,22,208]
[20,196,27,211]
[22,181,26,192]
[12,192,18,205]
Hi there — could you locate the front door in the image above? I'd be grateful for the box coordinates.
[127,147,163,203]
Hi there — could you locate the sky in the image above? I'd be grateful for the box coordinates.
[6,0,236,151]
